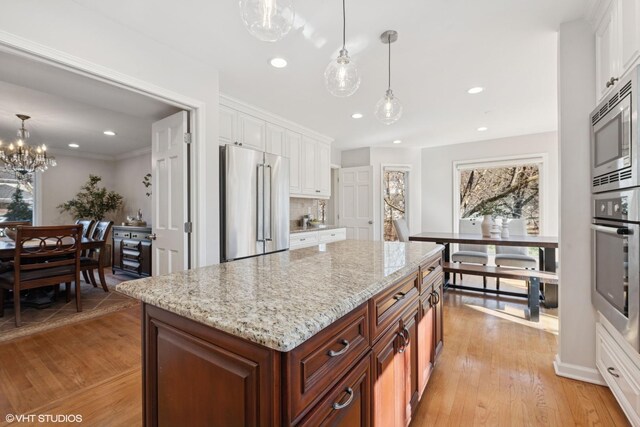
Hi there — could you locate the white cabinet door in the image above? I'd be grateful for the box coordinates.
[285,130,302,195]
[596,0,620,100]
[301,136,318,195]
[219,105,238,145]
[620,0,640,73]
[316,142,331,197]
[266,123,285,156]
[239,113,266,151]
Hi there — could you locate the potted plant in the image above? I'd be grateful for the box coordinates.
[58,175,123,221]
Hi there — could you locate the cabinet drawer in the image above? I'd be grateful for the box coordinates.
[290,232,319,249]
[420,254,442,294]
[319,228,346,243]
[130,231,150,240]
[286,303,370,423]
[113,230,131,239]
[370,270,419,341]
[597,324,640,422]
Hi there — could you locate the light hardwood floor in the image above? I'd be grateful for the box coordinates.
[0,289,629,426]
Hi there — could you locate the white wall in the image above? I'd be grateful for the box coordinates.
[421,131,559,236]
[341,148,371,168]
[0,0,219,266]
[113,151,152,225]
[370,148,423,241]
[555,20,601,383]
[39,154,116,225]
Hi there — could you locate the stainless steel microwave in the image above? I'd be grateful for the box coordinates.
[591,66,637,193]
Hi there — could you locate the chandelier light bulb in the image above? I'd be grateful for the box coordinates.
[42,144,47,151]
[239,0,295,42]
[8,143,14,150]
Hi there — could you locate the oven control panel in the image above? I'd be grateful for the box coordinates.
[594,196,628,220]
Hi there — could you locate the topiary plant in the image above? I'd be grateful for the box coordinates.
[58,175,123,221]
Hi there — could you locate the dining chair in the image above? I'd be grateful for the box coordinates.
[81,220,113,292]
[452,218,489,287]
[495,219,537,290]
[0,225,83,327]
[393,219,411,242]
[75,219,96,239]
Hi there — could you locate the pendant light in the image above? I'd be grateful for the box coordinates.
[375,30,402,125]
[239,0,295,42]
[324,0,360,97]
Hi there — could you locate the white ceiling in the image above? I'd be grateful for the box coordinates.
[0,50,180,158]
[71,0,587,150]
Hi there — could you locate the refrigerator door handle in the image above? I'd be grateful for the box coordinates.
[257,164,265,242]
[265,164,272,241]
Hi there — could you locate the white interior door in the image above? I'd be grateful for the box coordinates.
[152,111,189,275]
[339,166,373,240]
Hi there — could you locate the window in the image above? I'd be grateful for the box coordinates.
[0,171,34,223]
[457,162,540,235]
[383,169,409,241]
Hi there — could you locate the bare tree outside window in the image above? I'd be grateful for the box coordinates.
[384,171,407,241]
[459,164,539,235]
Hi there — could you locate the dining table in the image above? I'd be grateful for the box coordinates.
[0,236,105,308]
[408,232,559,308]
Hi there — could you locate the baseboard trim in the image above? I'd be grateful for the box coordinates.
[553,354,606,385]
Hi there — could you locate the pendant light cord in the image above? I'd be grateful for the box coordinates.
[342,0,346,50]
[388,34,391,90]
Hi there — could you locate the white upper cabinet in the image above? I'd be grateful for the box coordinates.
[284,130,302,195]
[592,0,640,102]
[220,96,333,199]
[266,123,285,156]
[238,113,266,151]
[316,142,331,197]
[219,105,238,145]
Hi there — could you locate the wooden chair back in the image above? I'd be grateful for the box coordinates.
[14,225,83,289]
[75,219,96,238]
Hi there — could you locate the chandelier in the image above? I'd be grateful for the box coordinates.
[0,114,56,183]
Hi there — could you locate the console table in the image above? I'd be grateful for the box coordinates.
[112,225,152,277]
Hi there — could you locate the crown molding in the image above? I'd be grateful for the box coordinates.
[585,0,607,27]
[48,147,115,161]
[114,146,152,161]
[220,93,334,145]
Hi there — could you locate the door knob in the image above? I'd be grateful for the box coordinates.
[147,233,157,240]
[368,220,373,224]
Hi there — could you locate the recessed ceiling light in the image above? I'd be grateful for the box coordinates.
[351,113,363,119]
[269,57,288,68]
[393,139,402,144]
[467,87,484,94]
[103,130,116,136]
[477,127,488,132]
[68,143,79,148]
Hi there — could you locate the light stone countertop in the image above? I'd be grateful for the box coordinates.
[116,240,443,352]
[290,224,344,234]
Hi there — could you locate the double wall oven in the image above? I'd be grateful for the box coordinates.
[591,66,640,350]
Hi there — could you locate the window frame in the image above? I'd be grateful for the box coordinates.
[452,153,548,235]
[381,164,411,242]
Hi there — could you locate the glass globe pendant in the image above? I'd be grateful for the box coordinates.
[375,30,402,125]
[375,89,403,125]
[239,0,295,42]
[325,0,360,97]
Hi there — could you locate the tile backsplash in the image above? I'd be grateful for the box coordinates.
[290,198,327,227]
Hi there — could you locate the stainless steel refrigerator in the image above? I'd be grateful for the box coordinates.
[220,144,290,262]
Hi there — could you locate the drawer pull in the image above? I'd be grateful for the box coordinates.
[332,387,354,410]
[428,266,436,272]
[402,326,411,346]
[397,331,407,353]
[607,367,620,378]
[331,234,336,237]
[431,291,440,305]
[328,339,350,357]
[300,238,306,241]
[393,292,406,301]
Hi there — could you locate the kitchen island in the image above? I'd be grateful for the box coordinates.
[117,240,445,426]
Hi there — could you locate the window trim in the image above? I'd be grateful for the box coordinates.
[381,164,411,241]
[452,153,548,235]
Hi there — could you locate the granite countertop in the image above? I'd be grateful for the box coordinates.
[290,224,344,234]
[116,240,443,352]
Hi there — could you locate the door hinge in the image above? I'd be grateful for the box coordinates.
[337,214,340,220]
[184,133,192,144]
[184,222,193,233]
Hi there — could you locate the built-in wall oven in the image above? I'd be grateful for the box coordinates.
[591,66,636,193]
[592,189,640,351]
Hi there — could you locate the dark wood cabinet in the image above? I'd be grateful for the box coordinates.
[298,353,372,427]
[417,288,435,399]
[433,281,444,359]
[112,226,152,277]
